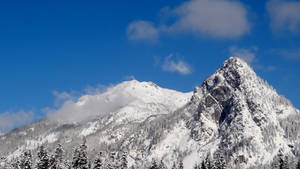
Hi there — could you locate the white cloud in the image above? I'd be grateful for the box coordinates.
[53,91,77,107]
[126,21,159,41]
[83,84,109,95]
[169,0,250,38]
[279,49,300,60]
[267,0,300,33]
[52,84,111,107]
[162,54,192,75]
[0,111,34,134]
[230,46,277,71]
[229,46,258,64]
[46,83,136,123]
[127,0,250,40]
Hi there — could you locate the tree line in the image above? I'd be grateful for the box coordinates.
[1,140,300,169]
[0,139,184,169]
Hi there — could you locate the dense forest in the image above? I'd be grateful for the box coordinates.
[1,139,300,169]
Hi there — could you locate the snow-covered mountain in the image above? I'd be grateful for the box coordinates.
[1,57,300,169]
[0,80,192,166]
[181,57,300,168]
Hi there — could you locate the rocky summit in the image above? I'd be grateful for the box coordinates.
[1,57,300,169]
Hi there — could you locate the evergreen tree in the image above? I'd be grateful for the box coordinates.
[36,145,50,169]
[20,150,33,169]
[201,160,206,169]
[214,151,226,169]
[272,155,281,169]
[11,157,21,169]
[72,148,80,169]
[178,159,184,169]
[92,152,103,169]
[106,152,116,169]
[72,139,89,169]
[171,162,177,169]
[78,141,89,169]
[120,152,128,169]
[193,163,199,169]
[158,160,167,169]
[297,158,300,169]
[149,159,158,169]
[50,144,66,169]
[203,155,212,169]
[1,156,14,169]
[88,161,91,169]
[279,156,289,169]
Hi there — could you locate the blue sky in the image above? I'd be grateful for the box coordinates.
[0,0,300,133]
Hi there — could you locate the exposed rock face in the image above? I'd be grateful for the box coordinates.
[186,57,300,168]
[1,57,300,169]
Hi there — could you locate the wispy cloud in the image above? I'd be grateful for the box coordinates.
[229,46,277,71]
[267,0,300,33]
[83,84,109,95]
[53,90,77,107]
[127,0,250,41]
[0,111,34,134]
[266,65,277,71]
[2,81,139,128]
[229,46,258,64]
[161,54,192,75]
[126,21,159,42]
[46,82,136,123]
[279,49,300,60]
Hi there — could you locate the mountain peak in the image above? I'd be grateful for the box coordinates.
[113,80,160,90]
[188,57,299,168]
[220,57,254,80]
[197,57,256,93]
[224,56,248,66]
[47,79,192,123]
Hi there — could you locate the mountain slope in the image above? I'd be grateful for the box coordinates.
[1,57,300,169]
[0,80,192,166]
[180,57,300,168]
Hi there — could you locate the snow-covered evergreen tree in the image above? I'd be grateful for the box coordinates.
[279,155,289,169]
[158,160,167,169]
[20,150,33,169]
[178,159,183,169]
[171,162,177,169]
[200,160,206,169]
[72,139,89,169]
[201,154,213,169]
[193,163,199,169]
[10,157,21,169]
[106,152,117,169]
[50,144,66,169]
[36,145,50,169]
[272,154,281,169]
[148,159,158,169]
[72,147,80,168]
[0,156,14,169]
[92,152,103,169]
[297,158,300,169]
[213,151,226,169]
[120,151,128,169]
